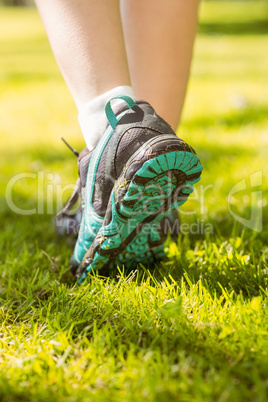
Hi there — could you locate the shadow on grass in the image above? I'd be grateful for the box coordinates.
[183,105,268,130]
[199,19,268,35]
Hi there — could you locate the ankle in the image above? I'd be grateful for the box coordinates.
[78,86,135,150]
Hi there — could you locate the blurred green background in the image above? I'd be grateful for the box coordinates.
[1,0,267,233]
[1,2,268,401]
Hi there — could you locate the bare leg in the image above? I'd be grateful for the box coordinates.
[121,0,199,130]
[35,0,131,109]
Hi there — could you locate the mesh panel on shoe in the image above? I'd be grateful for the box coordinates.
[79,152,91,187]
[94,102,147,184]
[95,145,109,183]
[93,143,115,217]
[116,127,143,157]
[92,126,163,217]
[92,128,146,216]
[115,127,165,178]
[91,100,176,217]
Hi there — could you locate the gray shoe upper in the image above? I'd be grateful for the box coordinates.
[93,100,176,217]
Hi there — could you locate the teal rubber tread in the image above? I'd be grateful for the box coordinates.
[112,215,169,271]
[77,149,203,284]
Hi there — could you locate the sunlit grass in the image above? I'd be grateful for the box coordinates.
[0,2,268,401]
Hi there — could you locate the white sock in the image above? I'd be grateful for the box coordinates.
[78,85,135,150]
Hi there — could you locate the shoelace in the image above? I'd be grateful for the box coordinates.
[56,138,82,220]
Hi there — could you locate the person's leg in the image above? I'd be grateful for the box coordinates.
[35,0,130,109]
[35,0,134,150]
[120,0,199,131]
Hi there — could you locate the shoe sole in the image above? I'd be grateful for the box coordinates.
[110,211,178,272]
[77,135,203,283]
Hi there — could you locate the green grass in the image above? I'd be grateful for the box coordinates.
[1,2,268,401]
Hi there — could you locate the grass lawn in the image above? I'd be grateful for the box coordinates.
[1,1,268,401]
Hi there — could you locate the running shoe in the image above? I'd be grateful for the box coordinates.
[72,95,203,284]
[56,138,180,276]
